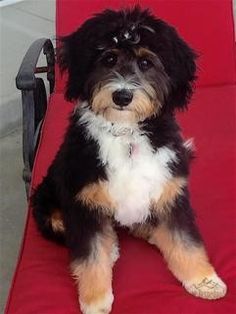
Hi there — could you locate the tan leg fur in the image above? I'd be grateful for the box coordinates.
[71,225,119,314]
[148,224,227,299]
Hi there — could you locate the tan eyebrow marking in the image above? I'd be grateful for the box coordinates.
[134,47,157,58]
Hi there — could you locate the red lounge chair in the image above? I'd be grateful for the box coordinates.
[6,1,236,313]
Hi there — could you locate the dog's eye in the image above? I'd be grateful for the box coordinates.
[138,58,153,71]
[102,53,117,67]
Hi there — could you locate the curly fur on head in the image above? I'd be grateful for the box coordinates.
[58,6,197,113]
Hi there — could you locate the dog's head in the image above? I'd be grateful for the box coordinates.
[58,6,197,124]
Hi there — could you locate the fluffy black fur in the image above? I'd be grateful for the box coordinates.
[32,6,201,265]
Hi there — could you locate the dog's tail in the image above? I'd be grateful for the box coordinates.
[31,177,65,244]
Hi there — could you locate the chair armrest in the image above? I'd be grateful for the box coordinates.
[16,38,55,197]
[16,38,55,93]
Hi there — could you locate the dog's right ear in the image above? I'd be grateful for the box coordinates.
[57,32,84,102]
[57,35,72,74]
[57,23,97,102]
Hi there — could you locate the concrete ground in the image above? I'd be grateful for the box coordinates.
[0,128,27,312]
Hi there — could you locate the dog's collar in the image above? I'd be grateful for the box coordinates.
[108,126,134,137]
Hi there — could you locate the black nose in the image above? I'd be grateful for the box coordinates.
[112,89,133,107]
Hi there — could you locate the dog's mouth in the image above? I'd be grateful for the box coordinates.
[102,106,136,124]
[114,106,125,111]
[112,105,131,111]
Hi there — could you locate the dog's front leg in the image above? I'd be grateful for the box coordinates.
[66,202,118,314]
[149,188,227,299]
[149,223,227,299]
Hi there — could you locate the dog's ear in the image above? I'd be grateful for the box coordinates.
[167,30,197,110]
[57,26,95,102]
[151,21,197,110]
[57,32,80,101]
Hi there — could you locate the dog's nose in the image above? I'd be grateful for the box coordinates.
[112,89,133,107]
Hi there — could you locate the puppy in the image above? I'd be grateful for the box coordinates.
[32,7,227,314]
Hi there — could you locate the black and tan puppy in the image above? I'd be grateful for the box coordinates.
[32,7,227,314]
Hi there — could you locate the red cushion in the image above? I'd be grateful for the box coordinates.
[55,0,236,93]
[5,85,236,314]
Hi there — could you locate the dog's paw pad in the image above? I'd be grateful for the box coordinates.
[184,273,227,300]
[80,290,114,314]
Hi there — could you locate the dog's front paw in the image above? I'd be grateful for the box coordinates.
[80,290,114,314]
[183,273,227,300]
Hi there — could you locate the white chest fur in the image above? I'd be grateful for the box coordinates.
[79,107,177,226]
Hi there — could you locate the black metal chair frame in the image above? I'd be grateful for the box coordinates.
[16,38,55,198]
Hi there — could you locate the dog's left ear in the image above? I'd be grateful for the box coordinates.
[152,22,197,110]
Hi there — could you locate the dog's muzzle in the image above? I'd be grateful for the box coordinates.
[112,89,133,107]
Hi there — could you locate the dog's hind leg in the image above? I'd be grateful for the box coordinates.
[31,177,65,244]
